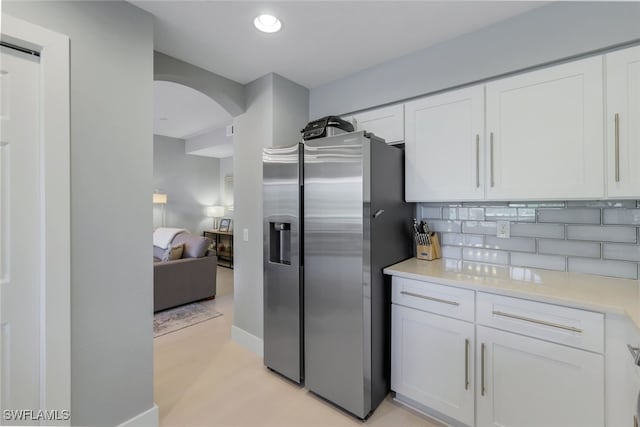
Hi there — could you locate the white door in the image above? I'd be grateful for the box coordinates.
[476,326,604,427]
[344,104,404,144]
[606,45,640,198]
[0,46,42,420]
[391,304,474,426]
[486,56,604,200]
[405,85,485,202]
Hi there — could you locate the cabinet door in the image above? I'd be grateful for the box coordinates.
[405,85,484,202]
[476,326,604,427]
[391,304,474,426]
[346,104,404,144]
[486,56,604,200]
[606,45,640,198]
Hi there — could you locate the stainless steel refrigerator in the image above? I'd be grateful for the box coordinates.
[263,131,411,418]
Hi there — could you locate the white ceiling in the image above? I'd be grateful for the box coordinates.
[133,1,546,88]
[154,80,232,139]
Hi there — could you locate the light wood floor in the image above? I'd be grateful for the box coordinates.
[154,267,442,427]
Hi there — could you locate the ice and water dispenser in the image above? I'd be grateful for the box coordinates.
[269,222,291,265]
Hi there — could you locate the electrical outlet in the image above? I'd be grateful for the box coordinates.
[496,220,510,239]
[243,228,249,242]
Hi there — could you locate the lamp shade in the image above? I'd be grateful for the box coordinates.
[207,206,225,217]
[153,193,167,204]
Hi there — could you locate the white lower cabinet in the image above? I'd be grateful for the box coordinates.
[391,304,474,426]
[476,325,604,427]
[391,277,607,427]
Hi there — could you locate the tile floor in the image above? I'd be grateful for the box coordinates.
[154,267,442,427]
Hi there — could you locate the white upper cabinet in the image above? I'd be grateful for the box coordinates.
[405,85,485,202]
[344,104,404,144]
[485,56,605,200]
[606,45,640,198]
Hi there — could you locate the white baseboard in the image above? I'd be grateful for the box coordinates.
[231,325,264,357]
[117,403,159,427]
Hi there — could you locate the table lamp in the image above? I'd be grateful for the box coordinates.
[207,206,225,230]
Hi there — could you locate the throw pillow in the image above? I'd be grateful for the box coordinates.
[169,244,184,260]
[161,243,184,262]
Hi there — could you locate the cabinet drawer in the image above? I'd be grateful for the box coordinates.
[477,292,604,353]
[392,277,475,322]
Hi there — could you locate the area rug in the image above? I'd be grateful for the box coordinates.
[154,299,223,338]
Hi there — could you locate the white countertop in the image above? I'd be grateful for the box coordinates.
[384,258,640,329]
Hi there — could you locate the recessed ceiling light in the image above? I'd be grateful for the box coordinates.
[254,14,282,33]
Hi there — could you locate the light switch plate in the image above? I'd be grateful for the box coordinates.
[497,220,510,239]
[243,228,249,242]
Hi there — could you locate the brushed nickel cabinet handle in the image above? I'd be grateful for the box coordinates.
[481,342,486,396]
[465,338,470,390]
[475,134,480,188]
[492,310,583,333]
[490,132,495,187]
[400,291,460,306]
[615,113,620,182]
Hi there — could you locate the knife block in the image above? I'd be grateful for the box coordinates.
[416,233,441,261]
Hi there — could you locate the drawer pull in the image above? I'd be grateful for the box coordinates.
[615,113,620,182]
[400,291,460,306]
[492,310,582,333]
[464,338,470,390]
[475,134,480,188]
[490,132,495,187]
[481,342,486,396]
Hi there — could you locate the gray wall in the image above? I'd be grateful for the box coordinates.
[233,75,273,341]
[155,51,245,117]
[310,2,640,118]
[185,126,231,153]
[233,74,308,344]
[273,74,311,146]
[3,1,155,426]
[219,156,234,218]
[154,135,221,233]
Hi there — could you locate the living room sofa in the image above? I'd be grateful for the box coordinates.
[153,232,217,312]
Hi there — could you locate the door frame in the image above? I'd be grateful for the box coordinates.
[1,14,70,420]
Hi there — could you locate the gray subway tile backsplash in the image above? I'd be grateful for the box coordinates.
[442,207,458,220]
[538,239,601,258]
[567,200,637,208]
[485,236,536,253]
[537,208,601,224]
[568,258,638,280]
[419,200,640,280]
[567,225,637,243]
[442,233,484,248]
[603,209,640,225]
[458,207,485,221]
[485,207,518,219]
[421,206,442,220]
[602,243,640,262]
[511,253,566,271]
[441,246,462,260]
[511,223,565,239]
[428,220,462,233]
[462,221,497,235]
[462,248,510,265]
